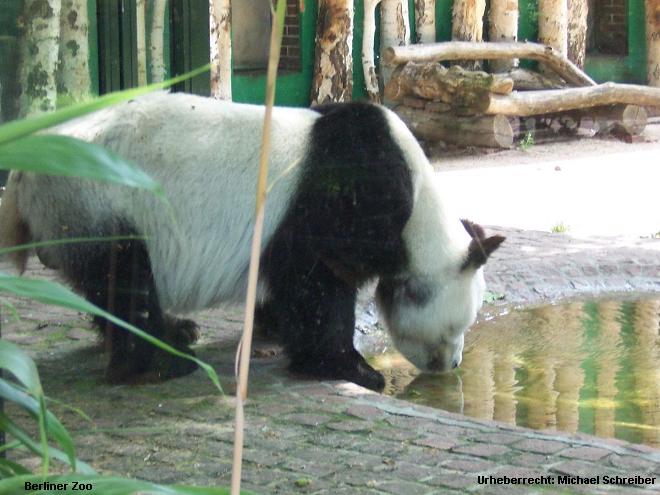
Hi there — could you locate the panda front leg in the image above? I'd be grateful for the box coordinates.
[266,254,385,391]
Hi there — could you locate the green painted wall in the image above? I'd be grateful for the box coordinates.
[232,2,317,106]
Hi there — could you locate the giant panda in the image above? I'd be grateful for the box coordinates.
[0,92,504,391]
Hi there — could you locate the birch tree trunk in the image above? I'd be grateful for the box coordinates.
[310,0,354,104]
[210,0,232,99]
[136,0,147,85]
[58,0,91,103]
[538,0,568,56]
[487,0,518,72]
[381,0,410,87]
[150,0,167,83]
[451,0,486,69]
[567,0,588,69]
[18,0,62,117]
[415,0,436,44]
[646,0,660,86]
[362,0,382,102]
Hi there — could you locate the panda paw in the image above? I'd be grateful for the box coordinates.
[289,351,385,392]
[164,315,200,346]
[105,346,199,384]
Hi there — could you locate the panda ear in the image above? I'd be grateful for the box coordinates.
[460,219,505,271]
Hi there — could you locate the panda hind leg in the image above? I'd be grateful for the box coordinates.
[267,256,385,391]
[70,237,198,383]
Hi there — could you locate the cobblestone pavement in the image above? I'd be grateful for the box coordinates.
[1,226,659,494]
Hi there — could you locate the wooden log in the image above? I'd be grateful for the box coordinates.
[403,95,428,109]
[395,105,514,148]
[385,62,449,102]
[383,41,596,87]
[508,68,566,90]
[484,83,660,116]
[384,62,513,104]
[591,105,648,136]
[425,100,451,113]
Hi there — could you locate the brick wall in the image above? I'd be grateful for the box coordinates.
[594,0,628,54]
[280,0,301,70]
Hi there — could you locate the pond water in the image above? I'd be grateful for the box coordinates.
[371,297,660,447]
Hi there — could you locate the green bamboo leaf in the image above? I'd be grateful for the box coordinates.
[0,475,253,495]
[0,65,210,146]
[0,458,31,477]
[0,412,95,475]
[0,235,146,258]
[0,340,42,397]
[0,135,161,193]
[0,275,223,393]
[0,379,76,468]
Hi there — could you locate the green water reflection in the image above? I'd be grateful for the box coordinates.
[372,297,660,447]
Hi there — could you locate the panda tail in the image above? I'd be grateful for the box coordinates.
[0,171,31,274]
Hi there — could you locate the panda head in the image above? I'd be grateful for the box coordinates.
[376,220,504,373]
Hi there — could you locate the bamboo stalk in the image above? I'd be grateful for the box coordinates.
[230,2,286,494]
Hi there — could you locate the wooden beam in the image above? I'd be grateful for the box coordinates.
[485,83,660,116]
[395,105,514,148]
[383,41,596,87]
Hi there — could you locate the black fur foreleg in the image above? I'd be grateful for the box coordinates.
[267,252,385,391]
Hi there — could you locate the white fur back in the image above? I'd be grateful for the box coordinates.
[49,93,317,311]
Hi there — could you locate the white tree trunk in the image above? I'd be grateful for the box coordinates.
[567,0,588,69]
[136,0,147,85]
[538,0,567,56]
[150,0,167,83]
[415,0,436,44]
[311,0,354,104]
[487,0,518,72]
[58,0,91,103]
[646,0,660,86]
[362,0,382,102]
[451,0,486,69]
[210,0,232,99]
[452,0,486,42]
[18,0,62,117]
[381,0,410,87]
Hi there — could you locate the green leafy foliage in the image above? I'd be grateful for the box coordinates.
[0,135,161,194]
[0,66,232,489]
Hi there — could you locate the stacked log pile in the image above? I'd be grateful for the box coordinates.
[384,42,660,148]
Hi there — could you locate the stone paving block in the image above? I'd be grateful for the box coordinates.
[339,469,391,487]
[443,457,498,473]
[507,451,553,467]
[415,434,461,450]
[396,446,453,466]
[352,436,407,457]
[550,459,626,479]
[281,457,339,478]
[378,479,433,495]
[469,432,523,445]
[389,461,435,482]
[345,452,391,471]
[607,454,657,472]
[345,404,386,421]
[283,412,334,427]
[371,425,421,442]
[326,419,375,432]
[427,471,476,490]
[512,438,567,455]
[452,443,511,458]
[476,484,543,495]
[560,446,612,462]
